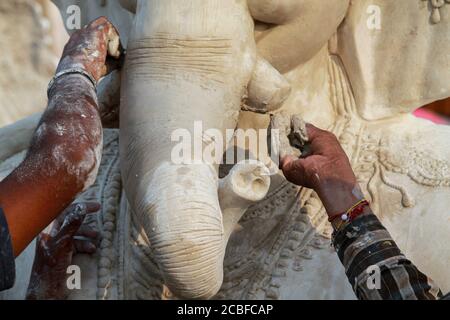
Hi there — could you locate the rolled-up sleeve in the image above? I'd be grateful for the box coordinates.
[0,207,15,291]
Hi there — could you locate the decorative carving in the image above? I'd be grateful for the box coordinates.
[59,52,450,300]
[2,0,450,300]
[96,149,121,300]
[424,0,450,24]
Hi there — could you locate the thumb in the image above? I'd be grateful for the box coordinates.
[280,155,297,170]
[58,203,89,240]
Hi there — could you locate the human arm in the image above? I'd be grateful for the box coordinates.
[280,123,442,300]
[0,17,120,257]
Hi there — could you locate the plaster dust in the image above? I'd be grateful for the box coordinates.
[16,120,102,193]
[21,72,103,192]
[268,113,308,160]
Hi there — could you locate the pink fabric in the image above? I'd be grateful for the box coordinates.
[414,109,450,125]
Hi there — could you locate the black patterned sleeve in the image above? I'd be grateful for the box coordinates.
[333,213,443,300]
[0,207,15,291]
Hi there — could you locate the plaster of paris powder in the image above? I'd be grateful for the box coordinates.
[16,75,103,192]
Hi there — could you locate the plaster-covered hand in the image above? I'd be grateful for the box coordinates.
[0,18,120,257]
[26,203,100,300]
[57,16,121,82]
[280,124,363,217]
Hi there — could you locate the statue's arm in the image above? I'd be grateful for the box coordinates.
[0,18,120,257]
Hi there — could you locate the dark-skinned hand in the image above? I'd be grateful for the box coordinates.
[57,16,122,82]
[280,123,364,217]
[56,17,123,127]
[26,202,100,300]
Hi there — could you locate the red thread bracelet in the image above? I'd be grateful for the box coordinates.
[328,199,370,225]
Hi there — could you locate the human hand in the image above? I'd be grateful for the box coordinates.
[26,202,100,300]
[280,124,364,217]
[57,17,122,82]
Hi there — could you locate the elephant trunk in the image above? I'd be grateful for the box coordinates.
[136,162,224,299]
[120,0,257,299]
[120,78,231,299]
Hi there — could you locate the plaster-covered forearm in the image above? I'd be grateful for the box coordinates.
[0,16,118,257]
[30,74,103,191]
[0,75,102,256]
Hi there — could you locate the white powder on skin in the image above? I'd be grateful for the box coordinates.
[16,81,103,192]
[55,123,65,136]
[82,132,103,192]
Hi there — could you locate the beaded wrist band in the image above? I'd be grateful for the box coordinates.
[329,199,370,232]
[47,68,97,98]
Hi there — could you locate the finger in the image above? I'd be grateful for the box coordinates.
[49,218,62,237]
[84,202,101,213]
[36,233,52,251]
[86,17,121,59]
[76,225,99,240]
[58,203,89,239]
[304,123,326,142]
[52,204,81,234]
[37,232,51,242]
[35,233,58,266]
[280,156,309,186]
[57,202,99,240]
[74,239,97,254]
[281,156,305,185]
[56,202,97,226]
[279,155,297,170]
